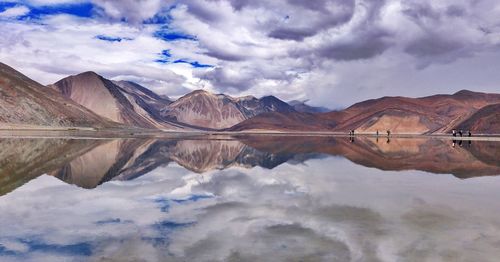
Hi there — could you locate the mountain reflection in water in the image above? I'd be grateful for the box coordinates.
[0,136,499,194]
[0,136,500,261]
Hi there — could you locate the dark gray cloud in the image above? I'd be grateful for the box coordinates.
[286,0,328,11]
[318,28,393,61]
[404,34,463,57]
[184,0,222,22]
[194,67,256,91]
[399,0,489,68]
[266,0,355,41]
[268,27,317,41]
[445,4,466,17]
[203,50,246,62]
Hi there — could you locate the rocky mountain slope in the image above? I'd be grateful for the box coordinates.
[161,89,296,129]
[51,73,297,130]
[51,72,182,129]
[231,90,500,134]
[2,62,499,133]
[0,63,116,129]
[454,103,500,133]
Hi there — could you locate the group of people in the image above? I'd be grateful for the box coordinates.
[347,129,473,147]
[452,129,471,137]
[452,129,472,147]
[349,130,355,142]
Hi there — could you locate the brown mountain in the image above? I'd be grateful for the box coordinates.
[51,72,183,130]
[229,111,334,131]
[161,90,295,129]
[113,80,172,113]
[0,63,115,129]
[454,103,500,133]
[231,90,500,134]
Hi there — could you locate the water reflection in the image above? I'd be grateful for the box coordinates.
[0,135,499,262]
[1,136,499,194]
[0,136,499,261]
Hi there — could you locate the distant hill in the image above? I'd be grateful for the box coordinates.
[231,90,500,134]
[51,72,183,129]
[455,103,500,133]
[161,90,296,129]
[0,62,116,129]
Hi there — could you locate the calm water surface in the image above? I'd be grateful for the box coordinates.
[0,135,499,262]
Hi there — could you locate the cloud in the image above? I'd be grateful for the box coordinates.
[1,0,500,107]
[91,0,170,24]
[0,5,30,18]
[0,10,196,96]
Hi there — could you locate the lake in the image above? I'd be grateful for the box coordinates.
[0,135,499,262]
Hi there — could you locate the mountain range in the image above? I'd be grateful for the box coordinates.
[1,62,499,134]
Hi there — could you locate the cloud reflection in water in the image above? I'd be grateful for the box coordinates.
[0,142,500,261]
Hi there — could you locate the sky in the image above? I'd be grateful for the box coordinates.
[0,0,499,108]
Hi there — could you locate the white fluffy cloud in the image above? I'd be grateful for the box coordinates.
[1,0,500,106]
[0,5,29,18]
[91,0,169,24]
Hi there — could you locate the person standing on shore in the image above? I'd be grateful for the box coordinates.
[459,130,463,137]
[452,129,456,137]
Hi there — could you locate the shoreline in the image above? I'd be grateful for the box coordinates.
[0,128,500,141]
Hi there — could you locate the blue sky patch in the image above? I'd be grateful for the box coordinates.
[172,194,213,203]
[95,35,132,42]
[143,4,177,25]
[0,2,17,12]
[174,59,213,68]
[154,196,171,212]
[2,239,93,257]
[147,220,195,246]
[154,27,197,42]
[154,49,172,64]
[18,3,94,20]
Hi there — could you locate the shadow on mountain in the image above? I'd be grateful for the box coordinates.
[1,136,499,193]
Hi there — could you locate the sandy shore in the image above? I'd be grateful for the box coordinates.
[0,127,499,141]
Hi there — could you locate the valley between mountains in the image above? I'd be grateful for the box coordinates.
[1,62,499,134]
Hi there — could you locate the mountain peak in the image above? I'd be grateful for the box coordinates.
[452,89,484,97]
[261,95,279,100]
[0,62,115,128]
[75,71,101,78]
[175,89,215,101]
[190,89,212,95]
